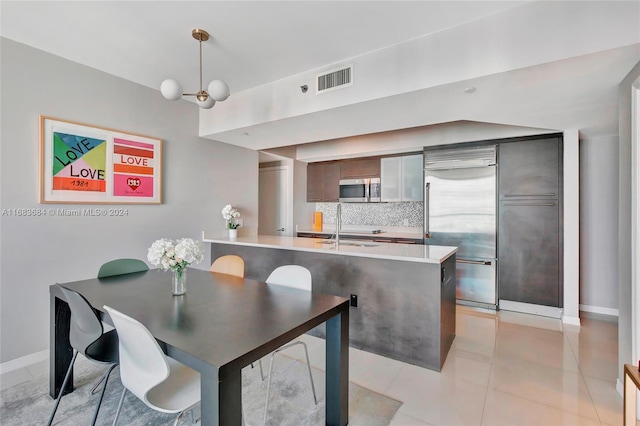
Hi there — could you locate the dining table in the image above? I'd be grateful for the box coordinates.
[49,267,350,426]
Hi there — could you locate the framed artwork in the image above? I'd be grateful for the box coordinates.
[39,116,162,204]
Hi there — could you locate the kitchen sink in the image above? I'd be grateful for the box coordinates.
[341,242,379,247]
[315,240,379,248]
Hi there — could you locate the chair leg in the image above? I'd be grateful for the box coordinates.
[262,341,318,426]
[173,410,185,426]
[251,360,266,381]
[172,403,200,426]
[89,374,105,395]
[47,350,78,426]
[300,342,318,405]
[259,358,265,381]
[262,353,277,426]
[89,361,115,395]
[90,363,118,426]
[112,388,127,426]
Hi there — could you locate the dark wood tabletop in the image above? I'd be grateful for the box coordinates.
[50,268,350,426]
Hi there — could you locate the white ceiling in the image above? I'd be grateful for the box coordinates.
[2,1,639,152]
[0,1,526,95]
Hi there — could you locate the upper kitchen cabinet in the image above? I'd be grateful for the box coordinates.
[402,154,424,201]
[307,162,340,202]
[381,154,424,202]
[339,157,380,179]
[498,137,561,199]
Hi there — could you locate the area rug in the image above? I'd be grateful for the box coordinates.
[1,354,402,425]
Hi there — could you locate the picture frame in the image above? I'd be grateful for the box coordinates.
[39,116,162,204]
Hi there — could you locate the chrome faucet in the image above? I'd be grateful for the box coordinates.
[335,203,342,247]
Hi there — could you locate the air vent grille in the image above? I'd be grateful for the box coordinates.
[424,146,496,170]
[316,65,353,94]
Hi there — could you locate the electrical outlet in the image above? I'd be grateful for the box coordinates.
[350,294,358,307]
[237,219,244,226]
[403,218,409,226]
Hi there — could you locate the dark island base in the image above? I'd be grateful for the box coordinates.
[210,243,456,371]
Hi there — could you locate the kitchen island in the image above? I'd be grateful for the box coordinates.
[202,233,457,371]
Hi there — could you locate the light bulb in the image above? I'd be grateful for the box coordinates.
[197,95,215,109]
[160,79,183,101]
[208,80,230,101]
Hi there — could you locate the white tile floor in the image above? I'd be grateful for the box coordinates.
[0,306,632,426]
[288,306,628,426]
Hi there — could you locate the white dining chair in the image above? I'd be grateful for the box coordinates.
[103,305,201,426]
[262,265,318,425]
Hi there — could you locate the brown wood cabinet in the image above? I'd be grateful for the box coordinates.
[306,162,340,202]
[339,157,380,179]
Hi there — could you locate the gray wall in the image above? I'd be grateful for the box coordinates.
[618,61,640,386]
[0,38,259,363]
[579,135,619,310]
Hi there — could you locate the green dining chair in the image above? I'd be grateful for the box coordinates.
[97,258,149,278]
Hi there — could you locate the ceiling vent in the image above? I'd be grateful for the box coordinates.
[316,64,353,94]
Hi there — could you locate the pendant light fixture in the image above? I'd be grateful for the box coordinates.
[160,29,230,110]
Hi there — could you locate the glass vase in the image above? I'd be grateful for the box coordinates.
[172,268,187,296]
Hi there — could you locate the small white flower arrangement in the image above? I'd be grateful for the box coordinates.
[147,238,204,272]
[222,204,241,229]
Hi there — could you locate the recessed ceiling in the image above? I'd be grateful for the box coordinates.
[0,1,527,95]
[1,1,639,152]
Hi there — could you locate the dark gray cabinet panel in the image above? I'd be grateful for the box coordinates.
[497,135,562,309]
[499,137,561,198]
[498,200,560,307]
[440,255,456,364]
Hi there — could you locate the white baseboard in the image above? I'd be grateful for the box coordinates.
[0,349,48,374]
[617,377,623,398]
[579,304,619,317]
[499,299,563,319]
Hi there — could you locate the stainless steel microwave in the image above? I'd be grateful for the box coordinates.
[339,178,381,202]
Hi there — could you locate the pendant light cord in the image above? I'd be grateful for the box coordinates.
[199,39,204,93]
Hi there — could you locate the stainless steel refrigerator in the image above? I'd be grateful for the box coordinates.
[424,145,497,309]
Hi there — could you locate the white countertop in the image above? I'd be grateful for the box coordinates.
[202,232,457,264]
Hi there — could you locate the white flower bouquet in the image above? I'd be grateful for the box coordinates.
[222,204,241,229]
[147,237,204,272]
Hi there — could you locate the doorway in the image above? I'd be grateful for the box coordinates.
[259,166,289,236]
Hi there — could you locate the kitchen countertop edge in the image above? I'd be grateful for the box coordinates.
[202,232,457,264]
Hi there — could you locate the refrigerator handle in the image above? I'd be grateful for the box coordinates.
[424,179,430,238]
[457,259,493,266]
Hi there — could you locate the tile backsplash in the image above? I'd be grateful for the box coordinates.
[316,202,423,228]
